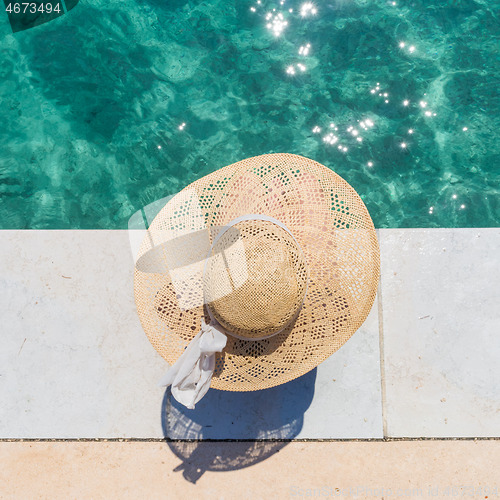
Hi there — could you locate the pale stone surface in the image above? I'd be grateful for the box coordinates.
[0,230,165,438]
[300,303,383,439]
[0,230,381,439]
[1,441,500,497]
[2,229,499,440]
[379,228,500,438]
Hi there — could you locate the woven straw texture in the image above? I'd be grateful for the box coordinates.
[134,153,380,391]
[204,219,308,339]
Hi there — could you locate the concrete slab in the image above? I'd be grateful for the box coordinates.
[0,230,382,439]
[3,228,499,440]
[1,440,499,497]
[300,303,383,439]
[379,229,500,438]
[0,230,165,438]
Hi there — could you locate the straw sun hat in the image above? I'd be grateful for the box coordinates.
[134,153,380,408]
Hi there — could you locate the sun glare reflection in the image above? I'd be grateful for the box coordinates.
[300,2,317,17]
[399,41,417,55]
[286,62,308,75]
[323,133,338,145]
[266,11,288,37]
[298,43,311,56]
[281,12,449,164]
[370,83,393,104]
[312,115,376,155]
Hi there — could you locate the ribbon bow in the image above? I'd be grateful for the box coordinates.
[158,319,227,409]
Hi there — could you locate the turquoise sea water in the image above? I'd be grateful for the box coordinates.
[0,0,498,229]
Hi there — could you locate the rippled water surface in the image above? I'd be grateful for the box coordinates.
[0,0,498,228]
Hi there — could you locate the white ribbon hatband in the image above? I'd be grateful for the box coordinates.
[159,319,227,409]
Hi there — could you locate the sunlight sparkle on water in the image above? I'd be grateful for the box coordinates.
[266,12,288,37]
[300,2,317,17]
[323,133,338,145]
[298,43,311,56]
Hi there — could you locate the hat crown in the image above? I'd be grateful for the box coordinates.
[203,218,308,340]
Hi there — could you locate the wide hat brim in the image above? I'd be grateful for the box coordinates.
[134,153,380,391]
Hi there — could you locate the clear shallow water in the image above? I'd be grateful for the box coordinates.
[0,0,498,229]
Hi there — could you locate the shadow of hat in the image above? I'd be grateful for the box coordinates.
[162,367,316,483]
